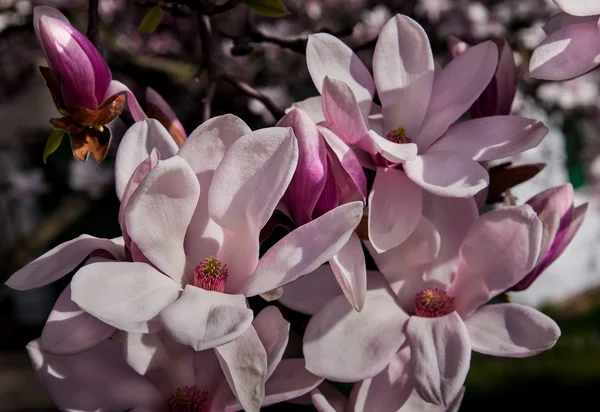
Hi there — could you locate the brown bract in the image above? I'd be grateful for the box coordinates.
[487,162,546,204]
[147,102,187,147]
[41,66,126,163]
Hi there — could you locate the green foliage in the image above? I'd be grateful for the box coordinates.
[43,129,64,164]
[244,0,290,17]
[139,4,163,34]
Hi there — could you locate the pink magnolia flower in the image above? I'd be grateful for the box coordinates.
[307,14,548,252]
[529,1,600,80]
[27,306,323,412]
[448,36,518,117]
[278,108,368,310]
[511,183,588,291]
[283,206,560,407]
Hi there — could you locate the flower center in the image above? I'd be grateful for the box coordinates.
[194,256,228,293]
[414,288,455,318]
[386,125,411,144]
[168,386,208,412]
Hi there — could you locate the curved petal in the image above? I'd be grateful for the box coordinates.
[304,274,408,381]
[125,156,200,284]
[307,33,375,118]
[251,306,289,380]
[349,346,413,412]
[368,167,423,253]
[104,79,146,121]
[241,201,363,297]
[119,148,160,226]
[40,285,115,355]
[429,116,548,161]
[465,303,560,358]
[5,235,124,290]
[278,109,328,225]
[368,130,418,163]
[215,326,268,412]
[27,339,162,411]
[374,14,434,138]
[543,12,598,35]
[449,206,542,317]
[553,0,600,16]
[329,232,367,311]
[115,119,178,200]
[178,114,251,265]
[404,151,489,197]
[159,285,253,351]
[406,313,471,407]
[261,359,324,407]
[146,87,186,145]
[400,387,465,412]
[310,383,348,412]
[529,20,600,80]
[279,265,343,315]
[415,41,498,149]
[71,261,180,333]
[289,96,326,123]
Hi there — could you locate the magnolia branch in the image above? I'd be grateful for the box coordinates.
[86,0,100,49]
[198,12,216,121]
[220,73,285,121]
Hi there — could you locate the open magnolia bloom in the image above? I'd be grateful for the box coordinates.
[34,6,145,161]
[278,108,368,311]
[530,1,600,80]
[306,13,548,252]
[284,206,560,408]
[26,306,323,412]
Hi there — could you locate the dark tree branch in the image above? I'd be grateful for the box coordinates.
[220,73,285,122]
[87,0,100,49]
[198,12,216,121]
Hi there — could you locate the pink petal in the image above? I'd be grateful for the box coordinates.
[404,151,489,197]
[303,273,408,381]
[104,80,147,121]
[373,14,434,138]
[5,235,124,290]
[252,306,290,380]
[241,201,363,297]
[289,96,326,123]
[194,348,226,394]
[430,116,548,161]
[215,326,268,412]
[146,87,187,139]
[119,148,160,224]
[125,156,200,285]
[543,13,598,35]
[159,285,253,351]
[329,232,367,311]
[178,114,251,265]
[529,20,600,80]
[279,265,344,315]
[70,261,180,333]
[554,0,600,16]
[115,119,178,200]
[321,76,370,148]
[415,41,498,150]
[260,359,324,407]
[406,313,471,406]
[319,126,368,203]
[368,167,422,253]
[367,217,440,310]
[310,383,348,412]
[349,346,413,412]
[278,109,328,225]
[40,285,115,355]
[307,33,375,117]
[400,387,465,412]
[465,303,560,357]
[27,339,162,411]
[209,127,298,288]
[449,206,542,317]
[368,130,418,163]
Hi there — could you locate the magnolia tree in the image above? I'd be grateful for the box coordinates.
[3,0,593,411]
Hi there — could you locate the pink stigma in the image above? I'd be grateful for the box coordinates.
[386,125,411,144]
[414,288,455,318]
[194,256,228,293]
[168,386,208,412]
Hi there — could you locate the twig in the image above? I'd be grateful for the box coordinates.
[87,0,100,49]
[220,73,285,121]
[198,12,216,121]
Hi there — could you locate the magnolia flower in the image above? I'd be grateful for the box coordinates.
[278,108,368,310]
[284,206,560,407]
[448,36,518,117]
[34,6,145,161]
[511,183,588,291]
[26,306,323,412]
[307,14,548,252]
[529,1,600,80]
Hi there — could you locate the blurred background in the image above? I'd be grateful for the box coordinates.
[1,0,599,410]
